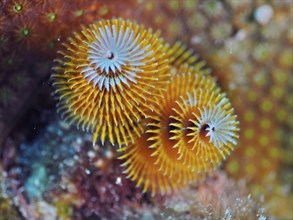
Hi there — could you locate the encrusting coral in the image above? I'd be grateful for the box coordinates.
[51,18,171,146]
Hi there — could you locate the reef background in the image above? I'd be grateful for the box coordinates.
[0,0,292,219]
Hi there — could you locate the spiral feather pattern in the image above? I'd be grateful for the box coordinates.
[51,19,171,146]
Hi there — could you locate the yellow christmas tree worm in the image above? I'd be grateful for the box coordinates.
[119,58,239,195]
[147,64,237,178]
[170,88,239,171]
[51,18,171,146]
